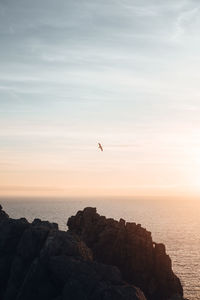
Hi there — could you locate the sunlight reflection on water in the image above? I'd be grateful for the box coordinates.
[1,197,200,300]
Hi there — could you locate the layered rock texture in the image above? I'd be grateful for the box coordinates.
[0,204,186,300]
[68,207,184,300]
[0,205,146,300]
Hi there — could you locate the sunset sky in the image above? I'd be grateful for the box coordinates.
[1,0,200,198]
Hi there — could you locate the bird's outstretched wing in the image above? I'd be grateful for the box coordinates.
[98,143,103,151]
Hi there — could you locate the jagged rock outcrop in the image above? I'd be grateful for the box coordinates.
[0,205,146,300]
[68,207,184,300]
[0,204,9,219]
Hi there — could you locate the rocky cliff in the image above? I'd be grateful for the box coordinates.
[0,204,186,300]
[0,205,146,300]
[68,207,184,300]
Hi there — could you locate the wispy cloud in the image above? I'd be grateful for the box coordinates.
[0,186,65,192]
[1,0,200,197]
[172,6,200,40]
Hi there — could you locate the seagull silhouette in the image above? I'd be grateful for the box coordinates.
[98,143,103,151]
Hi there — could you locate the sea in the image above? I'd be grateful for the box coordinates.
[1,197,200,300]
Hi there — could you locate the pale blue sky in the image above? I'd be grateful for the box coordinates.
[1,0,200,197]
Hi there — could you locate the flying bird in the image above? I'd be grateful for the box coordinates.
[98,143,103,151]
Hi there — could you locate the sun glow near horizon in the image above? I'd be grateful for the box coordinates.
[1,133,200,199]
[1,0,200,199]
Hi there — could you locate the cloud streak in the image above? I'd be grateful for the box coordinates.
[1,0,200,197]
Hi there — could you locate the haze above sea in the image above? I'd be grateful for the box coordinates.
[1,197,200,300]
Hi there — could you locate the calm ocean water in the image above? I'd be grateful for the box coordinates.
[1,197,200,300]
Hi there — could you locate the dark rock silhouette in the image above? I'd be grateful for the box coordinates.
[0,205,146,300]
[68,207,184,300]
[0,204,9,219]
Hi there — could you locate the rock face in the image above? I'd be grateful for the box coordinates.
[68,207,184,300]
[0,205,146,300]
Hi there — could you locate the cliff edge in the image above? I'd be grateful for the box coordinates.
[0,204,187,300]
[0,205,146,300]
[68,207,184,300]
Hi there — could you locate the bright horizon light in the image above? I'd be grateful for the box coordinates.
[1,0,200,199]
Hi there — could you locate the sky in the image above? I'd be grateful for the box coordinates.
[1,0,200,199]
